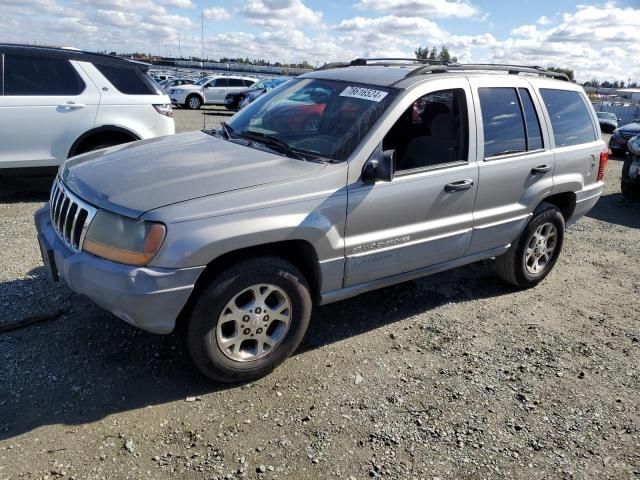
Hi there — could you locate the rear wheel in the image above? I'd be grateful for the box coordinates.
[186,94,202,110]
[185,257,312,383]
[495,203,565,288]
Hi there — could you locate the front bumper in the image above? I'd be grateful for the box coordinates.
[35,206,204,334]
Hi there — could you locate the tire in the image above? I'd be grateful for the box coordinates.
[611,149,625,158]
[621,157,640,200]
[73,139,132,157]
[495,202,565,289]
[185,257,312,383]
[186,94,202,110]
[621,182,640,200]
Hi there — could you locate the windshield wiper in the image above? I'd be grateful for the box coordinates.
[238,131,308,160]
[220,122,235,140]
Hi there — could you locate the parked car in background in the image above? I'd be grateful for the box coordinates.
[169,76,257,110]
[596,111,618,133]
[225,77,290,111]
[609,119,640,157]
[36,61,607,383]
[622,135,640,200]
[0,44,174,174]
[159,77,197,93]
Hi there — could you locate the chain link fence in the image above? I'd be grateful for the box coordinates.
[592,100,640,127]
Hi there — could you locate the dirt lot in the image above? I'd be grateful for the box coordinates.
[0,122,638,480]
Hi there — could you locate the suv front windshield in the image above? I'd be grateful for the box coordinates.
[225,78,397,161]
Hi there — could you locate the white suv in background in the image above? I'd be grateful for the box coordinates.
[0,44,175,173]
[169,75,257,110]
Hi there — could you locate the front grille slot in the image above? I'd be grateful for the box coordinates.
[49,177,98,252]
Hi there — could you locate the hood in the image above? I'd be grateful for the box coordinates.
[62,131,326,218]
[171,84,200,91]
[619,122,640,134]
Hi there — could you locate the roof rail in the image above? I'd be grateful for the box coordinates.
[350,57,454,66]
[316,57,455,71]
[314,58,569,81]
[404,63,570,81]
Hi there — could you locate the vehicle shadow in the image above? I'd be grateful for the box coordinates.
[586,192,640,229]
[0,259,512,441]
[0,175,53,204]
[202,111,235,117]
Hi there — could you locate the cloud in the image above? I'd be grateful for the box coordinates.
[163,0,194,7]
[203,7,231,21]
[2,1,637,82]
[77,0,165,14]
[355,0,479,18]
[240,0,322,28]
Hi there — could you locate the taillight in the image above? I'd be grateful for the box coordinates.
[153,104,172,118]
[597,150,608,181]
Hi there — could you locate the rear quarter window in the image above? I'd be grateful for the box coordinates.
[540,89,597,147]
[95,63,160,95]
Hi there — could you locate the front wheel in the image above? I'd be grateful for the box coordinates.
[185,257,312,383]
[495,203,565,288]
[186,94,202,110]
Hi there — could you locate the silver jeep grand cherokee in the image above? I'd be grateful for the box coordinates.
[35,59,608,383]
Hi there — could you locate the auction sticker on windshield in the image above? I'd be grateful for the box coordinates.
[340,86,388,102]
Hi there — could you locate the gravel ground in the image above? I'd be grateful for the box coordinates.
[172,105,235,133]
[0,127,638,480]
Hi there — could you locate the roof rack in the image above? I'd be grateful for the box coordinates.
[316,57,454,71]
[404,63,569,81]
[315,57,569,81]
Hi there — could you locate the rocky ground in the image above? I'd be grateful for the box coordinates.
[0,125,638,480]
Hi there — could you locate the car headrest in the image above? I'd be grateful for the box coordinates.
[431,114,458,140]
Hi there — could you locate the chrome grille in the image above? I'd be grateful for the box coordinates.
[49,177,97,252]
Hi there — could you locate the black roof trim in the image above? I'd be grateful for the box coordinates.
[0,44,150,72]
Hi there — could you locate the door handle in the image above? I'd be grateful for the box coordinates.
[531,164,552,175]
[444,179,474,193]
[58,102,86,109]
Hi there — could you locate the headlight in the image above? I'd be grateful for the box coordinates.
[612,129,621,137]
[173,88,184,94]
[83,210,166,266]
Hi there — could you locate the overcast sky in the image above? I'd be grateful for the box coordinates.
[2,0,639,82]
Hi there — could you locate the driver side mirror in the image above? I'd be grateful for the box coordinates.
[362,149,396,183]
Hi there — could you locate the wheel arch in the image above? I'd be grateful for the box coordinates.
[176,239,321,332]
[68,125,141,158]
[539,191,576,221]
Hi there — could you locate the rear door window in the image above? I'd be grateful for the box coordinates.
[4,54,85,96]
[518,88,544,150]
[95,63,159,95]
[243,79,256,87]
[540,89,597,147]
[228,78,244,87]
[479,87,526,157]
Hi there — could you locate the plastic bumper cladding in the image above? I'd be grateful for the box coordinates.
[35,206,204,334]
[567,182,604,226]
